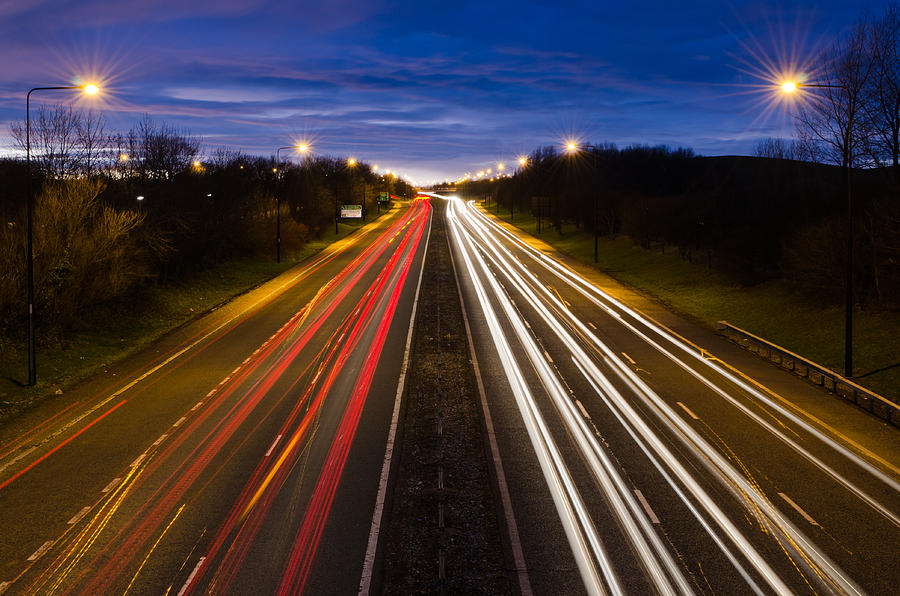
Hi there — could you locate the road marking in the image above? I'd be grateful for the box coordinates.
[130,454,145,468]
[103,477,121,493]
[27,541,53,561]
[153,434,168,447]
[68,506,91,525]
[265,435,283,457]
[0,400,127,493]
[543,350,554,364]
[191,401,203,411]
[634,490,660,524]
[677,401,700,420]
[621,352,636,365]
[205,389,216,398]
[778,492,821,527]
[178,556,206,596]
[0,447,36,475]
[588,322,597,330]
[575,400,590,419]
[173,416,187,428]
[0,581,11,593]
[360,209,433,596]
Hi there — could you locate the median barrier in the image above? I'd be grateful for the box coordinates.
[716,321,899,428]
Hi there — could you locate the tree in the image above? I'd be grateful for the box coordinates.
[76,110,107,176]
[794,21,874,170]
[864,3,900,168]
[9,104,81,178]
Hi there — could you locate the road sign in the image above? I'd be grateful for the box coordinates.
[341,204,363,218]
[377,192,390,203]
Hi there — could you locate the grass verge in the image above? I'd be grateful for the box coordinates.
[484,202,899,400]
[0,215,384,421]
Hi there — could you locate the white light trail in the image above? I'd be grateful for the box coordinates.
[439,194,885,595]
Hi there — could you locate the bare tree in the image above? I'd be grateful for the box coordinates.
[76,110,107,176]
[795,21,874,169]
[131,116,201,180]
[754,137,802,160]
[864,3,900,168]
[9,104,82,178]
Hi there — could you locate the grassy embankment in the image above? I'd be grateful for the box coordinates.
[484,202,899,401]
[0,214,385,420]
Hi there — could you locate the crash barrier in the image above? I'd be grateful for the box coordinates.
[716,321,899,428]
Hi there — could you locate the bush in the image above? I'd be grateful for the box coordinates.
[0,179,150,337]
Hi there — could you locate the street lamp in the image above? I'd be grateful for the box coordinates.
[25,83,99,386]
[274,145,306,263]
[781,79,855,377]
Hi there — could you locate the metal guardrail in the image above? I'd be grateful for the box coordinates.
[716,321,899,428]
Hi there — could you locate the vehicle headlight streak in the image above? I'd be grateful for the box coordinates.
[447,201,617,595]
[465,197,900,510]
[444,195,877,595]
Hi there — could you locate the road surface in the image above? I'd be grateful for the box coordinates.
[444,194,900,596]
[0,198,431,594]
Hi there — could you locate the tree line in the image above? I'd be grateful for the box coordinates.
[458,141,898,308]
[0,112,413,342]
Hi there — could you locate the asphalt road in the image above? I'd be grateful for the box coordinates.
[0,198,432,595]
[443,195,900,596]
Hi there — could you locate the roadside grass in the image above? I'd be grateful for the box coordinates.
[484,202,900,400]
[0,214,384,420]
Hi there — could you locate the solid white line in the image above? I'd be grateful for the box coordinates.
[634,490,660,524]
[778,492,821,527]
[449,228,533,596]
[359,207,432,596]
[102,477,121,493]
[68,506,91,525]
[178,556,206,596]
[265,434,283,457]
[27,541,53,561]
[575,400,590,420]
[676,401,700,421]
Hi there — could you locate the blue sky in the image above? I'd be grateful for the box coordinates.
[0,0,888,183]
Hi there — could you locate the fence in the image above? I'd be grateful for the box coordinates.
[716,321,899,428]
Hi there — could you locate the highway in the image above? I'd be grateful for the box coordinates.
[0,198,432,595]
[443,195,900,596]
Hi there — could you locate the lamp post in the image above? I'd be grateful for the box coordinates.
[274,144,307,263]
[25,83,99,386]
[782,80,855,377]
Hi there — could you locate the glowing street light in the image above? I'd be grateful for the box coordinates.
[274,145,308,263]
[347,157,357,167]
[519,156,528,167]
[24,82,100,385]
[566,141,578,153]
[778,78,856,377]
